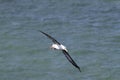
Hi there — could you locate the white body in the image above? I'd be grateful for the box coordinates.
[51,44,68,52]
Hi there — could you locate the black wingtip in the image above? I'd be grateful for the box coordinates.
[78,67,82,72]
[38,30,44,33]
[76,65,82,72]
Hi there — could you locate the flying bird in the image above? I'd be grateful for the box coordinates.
[38,30,81,72]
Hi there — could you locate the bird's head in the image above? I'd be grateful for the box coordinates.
[50,44,59,50]
[50,45,54,49]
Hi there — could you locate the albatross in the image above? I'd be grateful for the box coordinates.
[38,30,81,72]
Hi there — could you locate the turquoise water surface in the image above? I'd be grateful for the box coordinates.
[0,0,120,80]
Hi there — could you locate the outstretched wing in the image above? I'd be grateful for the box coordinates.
[38,30,60,45]
[62,50,81,72]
